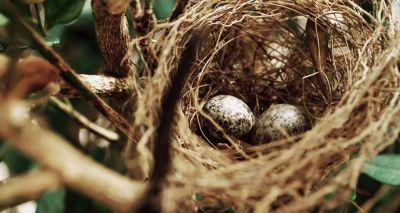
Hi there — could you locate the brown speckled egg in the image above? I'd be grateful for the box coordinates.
[202,95,255,141]
[251,104,308,144]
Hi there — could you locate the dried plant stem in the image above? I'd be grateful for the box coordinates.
[49,97,120,142]
[0,169,62,210]
[305,18,332,107]
[357,185,391,213]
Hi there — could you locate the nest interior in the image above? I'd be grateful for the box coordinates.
[130,0,400,212]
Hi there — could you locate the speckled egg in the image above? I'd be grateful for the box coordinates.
[202,95,255,141]
[251,104,308,144]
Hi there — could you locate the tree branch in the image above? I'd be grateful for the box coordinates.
[91,0,141,137]
[0,101,145,212]
[0,0,134,141]
[0,169,62,210]
[92,0,133,78]
[58,74,131,98]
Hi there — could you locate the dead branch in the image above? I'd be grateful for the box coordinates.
[0,101,145,212]
[0,169,62,210]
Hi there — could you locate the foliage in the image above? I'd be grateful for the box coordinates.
[44,0,85,29]
[363,154,400,186]
[0,14,7,26]
[36,190,65,213]
[153,0,175,20]
[0,144,35,175]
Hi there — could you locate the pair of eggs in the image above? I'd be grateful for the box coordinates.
[202,95,308,145]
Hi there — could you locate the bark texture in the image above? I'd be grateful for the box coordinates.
[92,0,133,78]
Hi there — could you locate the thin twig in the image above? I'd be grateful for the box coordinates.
[129,0,157,76]
[49,97,120,142]
[0,0,134,141]
[358,185,391,213]
[305,18,332,108]
[0,169,62,210]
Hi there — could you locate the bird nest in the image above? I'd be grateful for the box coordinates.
[132,0,400,212]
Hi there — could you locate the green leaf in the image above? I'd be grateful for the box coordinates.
[349,191,356,201]
[1,145,35,175]
[153,0,175,20]
[195,193,204,201]
[63,189,112,213]
[44,0,85,28]
[36,189,66,213]
[44,36,60,46]
[363,154,400,186]
[0,14,8,26]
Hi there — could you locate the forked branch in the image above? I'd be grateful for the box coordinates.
[0,0,134,140]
